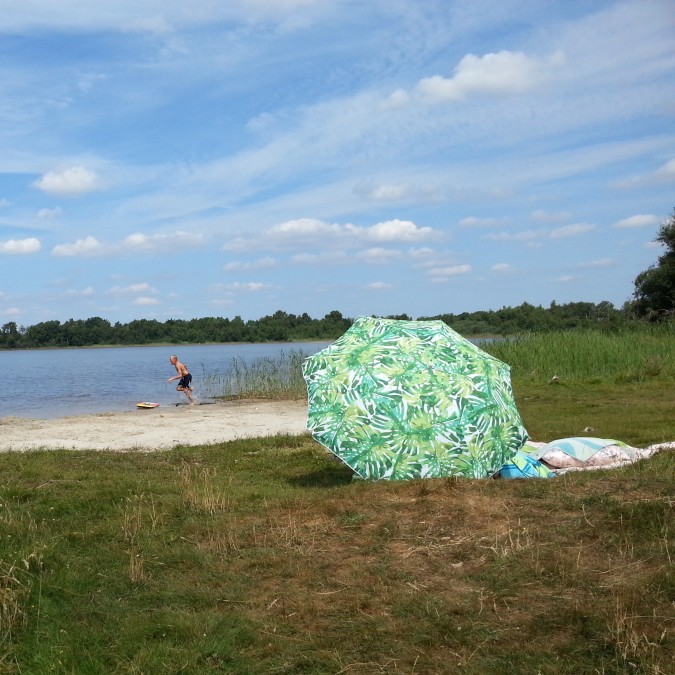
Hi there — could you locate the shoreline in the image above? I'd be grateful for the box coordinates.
[0,399,310,453]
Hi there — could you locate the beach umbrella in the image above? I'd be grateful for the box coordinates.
[302,317,528,480]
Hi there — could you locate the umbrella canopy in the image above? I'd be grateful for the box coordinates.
[302,317,528,480]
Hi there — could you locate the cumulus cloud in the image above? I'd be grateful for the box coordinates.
[530,210,570,223]
[291,251,349,265]
[459,216,503,228]
[491,263,515,273]
[267,217,434,244]
[215,282,270,293]
[124,230,204,253]
[612,214,660,229]
[65,286,95,297]
[37,207,63,219]
[359,183,412,201]
[549,223,595,238]
[223,257,277,271]
[0,237,41,254]
[365,281,393,290]
[268,218,351,238]
[52,235,104,257]
[133,297,159,306]
[366,219,433,242]
[34,166,100,196]
[427,264,472,282]
[483,230,543,242]
[109,283,157,295]
[356,247,401,264]
[578,258,613,268]
[416,50,564,103]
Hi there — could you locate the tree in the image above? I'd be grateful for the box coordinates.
[632,209,675,320]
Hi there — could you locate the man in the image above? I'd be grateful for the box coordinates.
[168,354,195,404]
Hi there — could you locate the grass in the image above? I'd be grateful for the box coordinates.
[1,328,674,673]
[483,326,675,383]
[0,436,672,673]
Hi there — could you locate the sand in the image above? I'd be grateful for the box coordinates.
[0,399,310,452]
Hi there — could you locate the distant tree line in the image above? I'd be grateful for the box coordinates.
[0,301,660,351]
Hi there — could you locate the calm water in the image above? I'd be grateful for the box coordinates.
[1,342,330,420]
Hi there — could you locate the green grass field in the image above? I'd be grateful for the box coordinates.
[1,329,673,674]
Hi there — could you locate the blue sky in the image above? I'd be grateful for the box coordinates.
[1,0,674,327]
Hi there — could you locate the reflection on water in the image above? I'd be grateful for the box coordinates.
[1,342,330,419]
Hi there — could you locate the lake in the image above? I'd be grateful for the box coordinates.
[1,342,331,420]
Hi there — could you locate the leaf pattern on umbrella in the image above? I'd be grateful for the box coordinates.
[303,317,528,480]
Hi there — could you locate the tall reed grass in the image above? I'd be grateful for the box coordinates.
[484,326,675,382]
[201,328,674,400]
[202,349,308,400]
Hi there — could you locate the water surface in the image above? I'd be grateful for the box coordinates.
[2,342,329,419]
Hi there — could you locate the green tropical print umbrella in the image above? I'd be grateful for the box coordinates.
[302,317,528,480]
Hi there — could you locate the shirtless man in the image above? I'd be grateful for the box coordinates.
[168,355,195,403]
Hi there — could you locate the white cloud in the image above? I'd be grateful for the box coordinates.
[133,297,160,306]
[0,237,41,254]
[37,207,63,219]
[654,158,675,180]
[483,230,543,242]
[0,0,326,33]
[223,256,277,271]
[123,230,204,253]
[267,217,434,245]
[365,219,433,242]
[459,216,504,228]
[34,166,100,196]
[557,275,575,283]
[409,247,435,258]
[612,214,660,229]
[65,286,95,297]
[269,218,348,238]
[530,210,570,224]
[216,282,270,293]
[362,183,411,201]
[578,258,613,268]
[52,235,104,257]
[366,281,393,290]
[0,198,11,208]
[110,283,157,295]
[1,307,22,317]
[356,247,401,264]
[428,264,472,281]
[416,50,564,103]
[549,223,595,239]
[291,251,349,265]
[491,263,515,273]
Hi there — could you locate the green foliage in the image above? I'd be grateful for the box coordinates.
[0,302,648,350]
[0,310,354,350]
[484,325,675,382]
[631,208,675,321]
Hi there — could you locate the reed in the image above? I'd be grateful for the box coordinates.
[201,328,674,403]
[483,326,675,382]
[201,349,308,400]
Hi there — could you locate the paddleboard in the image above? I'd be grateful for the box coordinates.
[136,402,160,409]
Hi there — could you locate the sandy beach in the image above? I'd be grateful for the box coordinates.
[0,399,310,452]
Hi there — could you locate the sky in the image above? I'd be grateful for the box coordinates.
[1,0,674,327]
